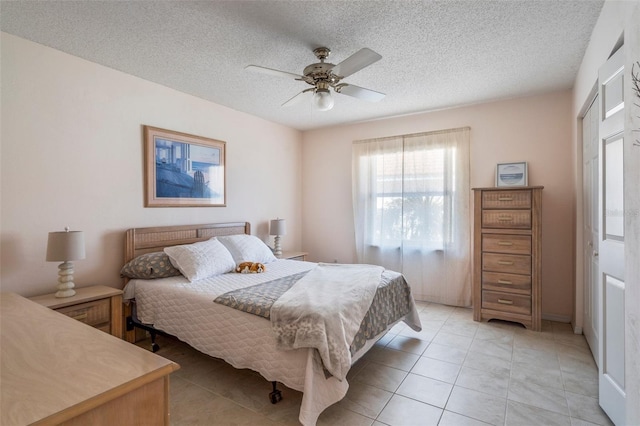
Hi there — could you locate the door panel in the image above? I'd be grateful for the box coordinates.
[592,160,599,234]
[603,71,624,118]
[604,274,625,390]
[598,45,626,426]
[604,135,624,240]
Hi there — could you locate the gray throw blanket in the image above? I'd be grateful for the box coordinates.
[214,265,422,381]
[270,263,383,381]
[214,271,308,319]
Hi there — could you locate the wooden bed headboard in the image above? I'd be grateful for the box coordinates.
[124,222,250,264]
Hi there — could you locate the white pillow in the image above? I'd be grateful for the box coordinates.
[164,238,235,282]
[217,234,277,264]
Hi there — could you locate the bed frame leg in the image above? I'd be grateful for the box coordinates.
[129,303,163,353]
[150,330,159,353]
[269,381,283,404]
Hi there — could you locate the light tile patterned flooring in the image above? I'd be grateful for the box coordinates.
[140,302,613,425]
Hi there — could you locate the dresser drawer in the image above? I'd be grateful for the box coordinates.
[482,253,531,275]
[482,290,531,315]
[482,209,531,229]
[29,286,122,338]
[56,298,111,327]
[482,271,531,294]
[482,234,531,255]
[482,190,532,209]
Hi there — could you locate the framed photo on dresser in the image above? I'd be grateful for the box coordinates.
[496,161,528,187]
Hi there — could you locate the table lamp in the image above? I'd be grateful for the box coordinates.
[269,219,286,257]
[46,227,86,298]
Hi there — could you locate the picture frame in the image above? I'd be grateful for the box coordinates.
[144,125,226,207]
[496,161,528,187]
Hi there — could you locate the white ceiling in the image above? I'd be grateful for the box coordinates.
[0,0,604,131]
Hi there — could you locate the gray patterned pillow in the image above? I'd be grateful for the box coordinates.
[120,252,182,279]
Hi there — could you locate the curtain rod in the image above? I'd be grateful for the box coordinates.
[353,126,470,145]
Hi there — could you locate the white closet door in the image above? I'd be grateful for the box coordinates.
[598,45,626,425]
[582,95,599,365]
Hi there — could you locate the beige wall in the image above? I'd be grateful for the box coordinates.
[0,33,303,297]
[302,91,574,320]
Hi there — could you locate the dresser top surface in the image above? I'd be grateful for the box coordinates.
[29,285,123,309]
[0,292,179,425]
[472,186,544,191]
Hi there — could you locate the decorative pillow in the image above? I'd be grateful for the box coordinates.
[120,252,182,279]
[163,238,235,282]
[217,234,277,264]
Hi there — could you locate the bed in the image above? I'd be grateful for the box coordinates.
[121,222,421,425]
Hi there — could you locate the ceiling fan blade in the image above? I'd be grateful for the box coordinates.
[335,84,385,102]
[330,48,382,78]
[282,88,314,107]
[245,65,303,80]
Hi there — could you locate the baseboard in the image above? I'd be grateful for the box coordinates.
[542,313,572,323]
[542,313,583,334]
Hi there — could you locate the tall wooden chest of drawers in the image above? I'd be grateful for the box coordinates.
[472,186,543,331]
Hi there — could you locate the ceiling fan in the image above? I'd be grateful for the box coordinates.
[246,47,385,111]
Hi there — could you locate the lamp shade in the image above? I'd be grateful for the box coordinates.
[46,230,86,262]
[269,219,286,236]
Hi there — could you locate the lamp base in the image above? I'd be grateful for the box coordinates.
[55,261,76,298]
[273,235,282,257]
[55,288,76,298]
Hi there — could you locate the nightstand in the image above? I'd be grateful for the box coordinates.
[30,285,123,338]
[278,251,308,261]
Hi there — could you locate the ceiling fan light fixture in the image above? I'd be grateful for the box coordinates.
[313,88,334,111]
[247,46,384,111]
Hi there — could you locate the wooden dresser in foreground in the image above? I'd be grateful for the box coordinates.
[472,186,543,331]
[1,293,179,426]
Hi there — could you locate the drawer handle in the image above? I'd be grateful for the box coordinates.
[498,197,513,201]
[498,215,513,221]
[497,279,513,285]
[497,299,514,305]
[497,261,514,265]
[69,312,88,321]
[497,241,513,246]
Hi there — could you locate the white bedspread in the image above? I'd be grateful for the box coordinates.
[124,259,421,425]
[271,263,383,381]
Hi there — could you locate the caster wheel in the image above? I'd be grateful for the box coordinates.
[151,342,160,353]
[269,389,282,404]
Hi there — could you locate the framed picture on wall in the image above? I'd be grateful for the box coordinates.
[144,125,226,207]
[496,161,528,187]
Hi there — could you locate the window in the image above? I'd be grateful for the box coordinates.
[368,146,457,249]
[352,127,471,306]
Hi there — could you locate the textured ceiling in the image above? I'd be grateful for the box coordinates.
[0,0,604,131]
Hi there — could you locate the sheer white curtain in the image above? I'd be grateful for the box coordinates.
[352,127,471,306]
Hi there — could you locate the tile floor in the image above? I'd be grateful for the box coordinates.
[139,302,613,425]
